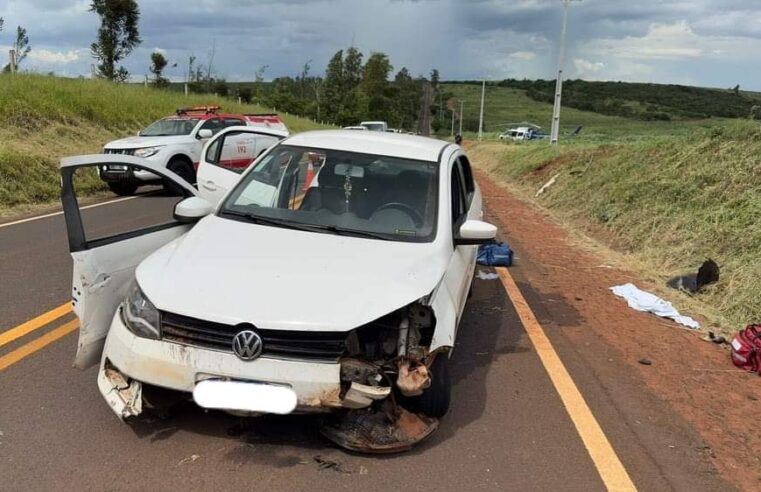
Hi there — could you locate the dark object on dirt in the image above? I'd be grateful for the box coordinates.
[702,331,727,345]
[638,358,652,366]
[454,134,463,145]
[666,259,720,293]
[313,455,350,473]
[320,401,438,453]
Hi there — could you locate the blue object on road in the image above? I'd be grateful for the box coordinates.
[477,241,513,267]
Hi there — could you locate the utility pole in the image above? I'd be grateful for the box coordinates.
[451,108,455,137]
[478,80,485,141]
[550,0,580,145]
[459,101,464,135]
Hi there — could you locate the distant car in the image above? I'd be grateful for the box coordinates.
[499,126,534,141]
[100,107,289,196]
[244,113,289,133]
[343,126,369,131]
[360,120,388,132]
[61,130,497,433]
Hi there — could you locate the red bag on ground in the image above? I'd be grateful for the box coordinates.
[731,325,761,373]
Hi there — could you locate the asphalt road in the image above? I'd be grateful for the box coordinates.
[0,192,733,491]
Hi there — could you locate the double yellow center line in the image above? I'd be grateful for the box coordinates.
[0,302,79,371]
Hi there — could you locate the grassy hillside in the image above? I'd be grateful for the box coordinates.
[471,119,761,333]
[0,74,328,212]
[442,83,719,140]
[450,79,761,121]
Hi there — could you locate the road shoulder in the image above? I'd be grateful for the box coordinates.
[477,169,753,491]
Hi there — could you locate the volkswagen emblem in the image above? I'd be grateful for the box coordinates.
[232,329,263,361]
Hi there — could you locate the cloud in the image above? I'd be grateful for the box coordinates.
[572,58,604,76]
[6,0,761,89]
[28,49,80,64]
[509,51,537,60]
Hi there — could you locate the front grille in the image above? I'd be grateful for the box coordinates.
[161,311,348,362]
[104,148,135,156]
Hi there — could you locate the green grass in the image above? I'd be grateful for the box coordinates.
[442,83,722,142]
[472,119,761,333]
[0,73,329,211]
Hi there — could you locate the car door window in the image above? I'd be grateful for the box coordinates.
[65,163,194,251]
[199,118,223,136]
[204,131,260,174]
[224,118,245,127]
[456,156,475,207]
[451,165,467,228]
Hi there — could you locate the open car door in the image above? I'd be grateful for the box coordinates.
[196,127,287,205]
[61,154,199,369]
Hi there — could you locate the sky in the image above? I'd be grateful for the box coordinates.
[2,0,761,89]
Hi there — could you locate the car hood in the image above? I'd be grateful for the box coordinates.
[104,135,193,149]
[137,215,448,332]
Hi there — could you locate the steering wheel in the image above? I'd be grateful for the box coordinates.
[372,202,423,227]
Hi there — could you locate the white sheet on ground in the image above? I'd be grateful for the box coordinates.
[610,283,700,329]
[477,270,499,280]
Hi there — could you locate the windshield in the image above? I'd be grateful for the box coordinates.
[362,123,385,132]
[140,118,200,136]
[219,145,439,242]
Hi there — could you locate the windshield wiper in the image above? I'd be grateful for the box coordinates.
[221,210,324,233]
[221,211,391,240]
[316,225,391,241]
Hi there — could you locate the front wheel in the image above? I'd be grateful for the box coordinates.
[410,353,451,418]
[107,182,138,196]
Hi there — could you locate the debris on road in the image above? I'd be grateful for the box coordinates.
[535,173,560,197]
[313,455,351,473]
[177,454,200,466]
[701,332,727,345]
[477,270,499,280]
[638,358,653,366]
[667,259,720,293]
[320,400,438,453]
[477,242,513,267]
[610,283,700,329]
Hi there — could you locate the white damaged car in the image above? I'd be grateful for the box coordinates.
[61,130,497,452]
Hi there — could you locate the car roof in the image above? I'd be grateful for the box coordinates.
[162,113,246,121]
[283,130,451,162]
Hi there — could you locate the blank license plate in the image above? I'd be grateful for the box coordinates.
[193,379,297,414]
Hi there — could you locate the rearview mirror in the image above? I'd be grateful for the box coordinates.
[174,196,214,223]
[455,220,497,245]
[334,163,365,178]
[197,129,213,139]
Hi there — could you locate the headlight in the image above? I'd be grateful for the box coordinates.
[122,282,160,339]
[133,146,162,158]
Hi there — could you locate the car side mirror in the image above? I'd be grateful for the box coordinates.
[197,129,213,139]
[455,220,497,245]
[174,197,214,223]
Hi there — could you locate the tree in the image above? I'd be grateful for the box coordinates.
[343,47,363,90]
[0,17,4,33]
[3,25,31,72]
[362,52,393,121]
[430,69,440,89]
[89,0,141,82]
[323,50,344,122]
[149,51,168,88]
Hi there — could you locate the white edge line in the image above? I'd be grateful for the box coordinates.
[0,195,140,229]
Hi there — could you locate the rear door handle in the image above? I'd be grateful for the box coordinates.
[201,181,217,191]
